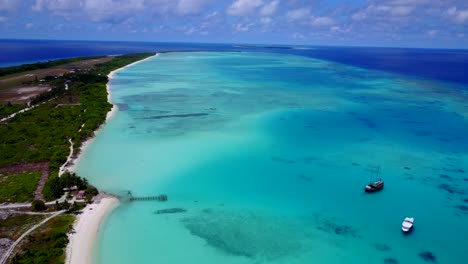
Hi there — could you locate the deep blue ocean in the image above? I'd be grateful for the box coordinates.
[0,39,467,85]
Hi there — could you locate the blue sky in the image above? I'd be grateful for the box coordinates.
[0,0,467,48]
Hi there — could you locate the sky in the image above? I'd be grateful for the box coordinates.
[0,0,467,48]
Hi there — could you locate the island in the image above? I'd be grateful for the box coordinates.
[0,53,155,264]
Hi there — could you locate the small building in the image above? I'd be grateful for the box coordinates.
[77,190,86,199]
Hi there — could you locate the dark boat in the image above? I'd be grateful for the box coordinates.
[364,166,384,192]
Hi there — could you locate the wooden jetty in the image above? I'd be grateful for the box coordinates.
[118,191,168,202]
[130,194,168,202]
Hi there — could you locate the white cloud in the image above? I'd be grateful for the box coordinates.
[176,0,213,15]
[54,23,64,30]
[227,0,263,16]
[32,0,211,22]
[426,29,438,37]
[205,11,218,19]
[260,17,273,25]
[32,0,146,23]
[330,26,351,34]
[233,22,253,32]
[351,11,366,21]
[447,7,468,25]
[32,0,81,12]
[351,3,416,21]
[379,5,414,16]
[25,22,34,29]
[286,8,310,22]
[386,0,430,5]
[311,16,335,27]
[260,0,279,16]
[0,0,18,11]
[0,16,8,23]
[292,32,305,39]
[83,0,144,22]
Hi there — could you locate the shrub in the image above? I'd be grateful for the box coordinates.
[32,200,47,211]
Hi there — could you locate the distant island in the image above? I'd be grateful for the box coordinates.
[0,53,154,264]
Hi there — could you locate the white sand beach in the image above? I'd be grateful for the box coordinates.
[66,197,119,264]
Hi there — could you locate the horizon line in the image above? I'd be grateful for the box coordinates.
[1,38,467,51]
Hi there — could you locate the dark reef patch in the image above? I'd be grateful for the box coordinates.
[116,103,129,111]
[302,157,316,164]
[271,156,295,164]
[315,215,360,239]
[403,166,411,170]
[182,209,305,260]
[412,130,432,137]
[437,183,465,195]
[442,167,465,174]
[139,113,208,120]
[439,174,453,181]
[455,205,468,212]
[356,116,378,129]
[384,258,398,264]
[418,251,437,263]
[374,243,391,252]
[298,174,312,182]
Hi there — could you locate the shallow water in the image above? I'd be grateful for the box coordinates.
[76,52,468,264]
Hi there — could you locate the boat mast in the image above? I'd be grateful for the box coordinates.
[367,165,380,183]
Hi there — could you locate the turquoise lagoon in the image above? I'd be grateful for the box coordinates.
[76,52,468,264]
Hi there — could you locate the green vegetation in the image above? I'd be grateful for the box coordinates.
[32,200,47,211]
[0,214,46,240]
[43,172,89,201]
[0,56,103,78]
[0,104,27,119]
[0,53,154,200]
[0,172,40,203]
[10,214,75,264]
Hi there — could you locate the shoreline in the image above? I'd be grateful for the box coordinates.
[65,53,158,264]
[66,53,158,173]
[66,195,119,264]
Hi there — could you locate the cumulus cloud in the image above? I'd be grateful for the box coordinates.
[32,0,144,23]
[426,29,438,37]
[32,0,213,22]
[286,8,310,22]
[311,16,335,26]
[25,22,34,29]
[330,26,351,34]
[227,0,263,16]
[292,32,305,39]
[0,0,18,11]
[351,4,414,21]
[260,16,273,25]
[233,22,253,32]
[447,7,468,24]
[260,0,279,16]
[176,0,213,15]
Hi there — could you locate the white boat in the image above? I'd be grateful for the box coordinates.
[402,217,414,233]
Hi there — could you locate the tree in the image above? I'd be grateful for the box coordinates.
[32,200,47,211]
